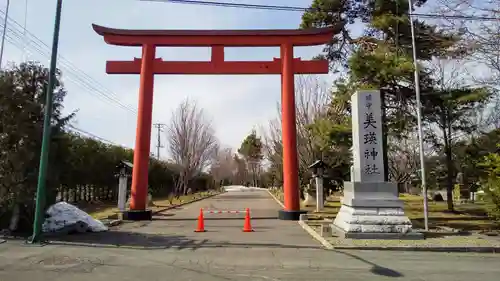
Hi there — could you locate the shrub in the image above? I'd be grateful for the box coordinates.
[478,149,500,221]
[480,177,500,221]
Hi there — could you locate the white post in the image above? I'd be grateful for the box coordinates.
[315,175,324,212]
[408,0,429,231]
[117,168,128,212]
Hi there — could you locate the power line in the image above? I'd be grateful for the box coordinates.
[0,0,10,68]
[153,123,166,159]
[21,0,29,61]
[67,124,125,146]
[142,0,500,21]
[0,9,139,115]
[0,9,169,156]
[0,19,133,152]
[142,0,305,11]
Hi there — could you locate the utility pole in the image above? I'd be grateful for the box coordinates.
[153,123,166,160]
[30,0,63,243]
[0,0,10,69]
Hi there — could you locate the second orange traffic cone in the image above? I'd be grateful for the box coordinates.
[242,208,253,232]
[195,208,206,232]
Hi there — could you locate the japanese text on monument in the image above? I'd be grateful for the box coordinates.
[362,93,379,176]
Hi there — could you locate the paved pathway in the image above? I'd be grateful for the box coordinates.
[0,187,499,280]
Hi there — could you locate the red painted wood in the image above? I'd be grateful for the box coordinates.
[93,24,337,47]
[105,58,329,75]
[129,44,155,211]
[93,24,333,215]
[280,43,300,212]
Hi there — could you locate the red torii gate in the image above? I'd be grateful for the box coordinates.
[93,24,335,221]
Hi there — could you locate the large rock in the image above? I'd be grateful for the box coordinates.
[42,202,108,233]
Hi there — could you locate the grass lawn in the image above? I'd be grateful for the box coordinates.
[270,190,499,232]
[79,190,216,220]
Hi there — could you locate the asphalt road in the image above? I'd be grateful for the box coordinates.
[0,187,499,281]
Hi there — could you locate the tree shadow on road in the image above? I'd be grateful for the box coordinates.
[332,249,404,278]
[40,230,404,278]
[45,230,325,251]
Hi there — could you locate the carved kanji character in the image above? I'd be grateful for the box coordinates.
[363,132,377,144]
[364,148,378,160]
[363,112,377,129]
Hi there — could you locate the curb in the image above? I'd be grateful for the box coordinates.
[298,220,335,250]
[151,191,223,215]
[331,245,500,253]
[267,189,285,208]
[266,189,335,250]
[265,190,500,253]
[108,191,223,226]
[304,224,500,253]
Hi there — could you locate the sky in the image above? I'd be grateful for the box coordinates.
[0,0,449,160]
[0,0,339,158]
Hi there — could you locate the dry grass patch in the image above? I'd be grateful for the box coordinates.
[270,189,498,231]
[402,194,498,231]
[80,191,216,220]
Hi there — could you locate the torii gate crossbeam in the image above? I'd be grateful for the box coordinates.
[93,24,335,221]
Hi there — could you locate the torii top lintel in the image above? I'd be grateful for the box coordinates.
[92,24,335,47]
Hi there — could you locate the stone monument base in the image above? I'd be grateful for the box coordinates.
[332,181,423,240]
[123,209,152,221]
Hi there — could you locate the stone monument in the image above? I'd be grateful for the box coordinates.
[309,160,327,212]
[332,90,422,239]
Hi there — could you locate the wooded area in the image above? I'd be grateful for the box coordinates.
[0,62,215,232]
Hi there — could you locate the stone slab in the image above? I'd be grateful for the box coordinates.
[332,224,424,240]
[341,198,404,208]
[343,181,399,199]
[333,181,415,238]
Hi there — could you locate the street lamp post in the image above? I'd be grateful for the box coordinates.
[30,0,64,243]
[408,0,429,231]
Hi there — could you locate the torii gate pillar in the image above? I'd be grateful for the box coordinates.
[93,24,334,221]
[279,43,301,219]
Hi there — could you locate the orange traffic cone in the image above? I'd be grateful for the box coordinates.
[242,208,253,232]
[195,208,206,232]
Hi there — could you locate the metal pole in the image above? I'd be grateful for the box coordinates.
[408,0,429,231]
[0,0,10,68]
[29,0,63,243]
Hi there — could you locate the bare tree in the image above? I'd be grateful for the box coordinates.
[261,75,330,188]
[167,99,218,195]
[484,95,500,130]
[210,145,236,185]
[295,76,331,171]
[436,2,499,84]
[435,0,500,129]
[388,130,429,192]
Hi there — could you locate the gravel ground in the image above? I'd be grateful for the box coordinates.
[308,224,500,248]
